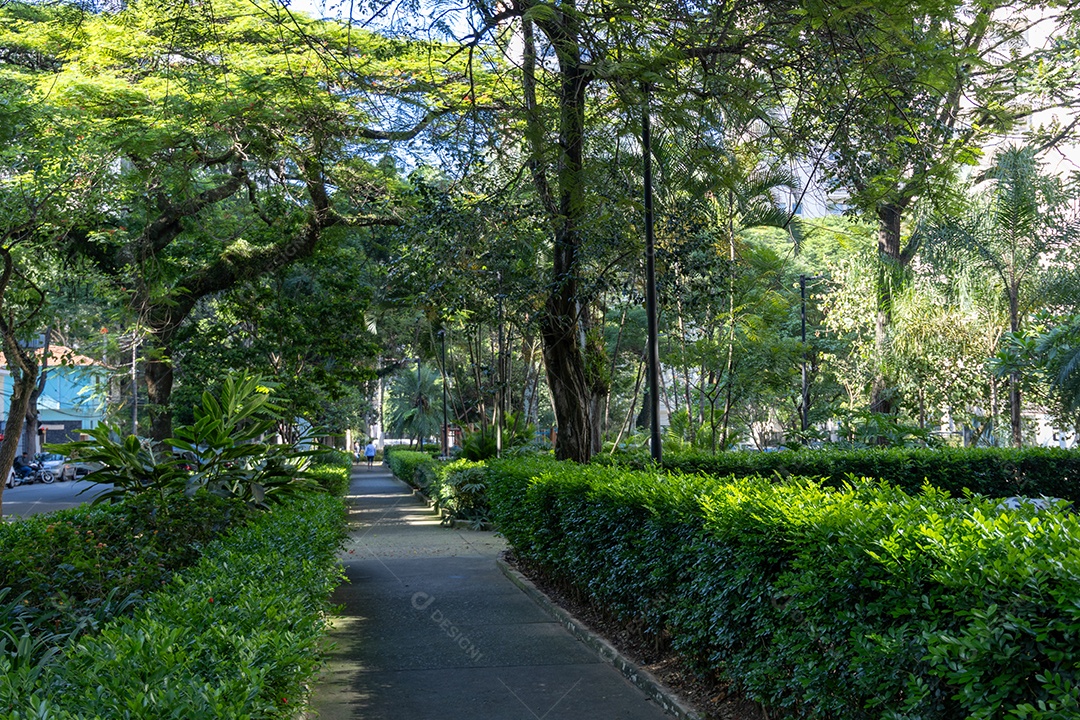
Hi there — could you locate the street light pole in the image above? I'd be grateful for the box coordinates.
[643,83,662,464]
[800,274,809,433]
[799,275,824,435]
[440,330,449,458]
[416,358,423,449]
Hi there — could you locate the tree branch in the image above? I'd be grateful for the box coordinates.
[127,159,248,264]
[356,107,454,141]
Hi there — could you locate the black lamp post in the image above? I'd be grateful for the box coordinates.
[415,357,424,448]
[439,329,449,457]
[643,83,662,464]
[799,275,824,434]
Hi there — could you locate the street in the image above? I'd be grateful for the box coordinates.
[1,479,111,518]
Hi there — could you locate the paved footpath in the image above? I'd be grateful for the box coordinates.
[307,464,672,720]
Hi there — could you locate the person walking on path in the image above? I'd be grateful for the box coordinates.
[364,440,377,468]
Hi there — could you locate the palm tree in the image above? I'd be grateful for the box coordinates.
[386,363,444,448]
[1033,316,1080,416]
[923,146,1075,446]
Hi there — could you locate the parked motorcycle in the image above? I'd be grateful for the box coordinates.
[6,461,54,487]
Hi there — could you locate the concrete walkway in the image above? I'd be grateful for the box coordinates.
[307,464,673,720]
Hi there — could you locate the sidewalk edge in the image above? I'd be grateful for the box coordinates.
[496,556,702,720]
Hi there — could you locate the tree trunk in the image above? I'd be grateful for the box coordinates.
[720,371,734,451]
[603,306,628,440]
[611,355,645,451]
[145,353,174,441]
[542,299,592,461]
[1009,287,1022,447]
[677,294,694,444]
[24,327,53,457]
[989,375,999,446]
[584,311,608,457]
[0,337,39,516]
[524,11,595,463]
[539,59,592,461]
[871,202,905,416]
[521,331,539,424]
[721,212,736,450]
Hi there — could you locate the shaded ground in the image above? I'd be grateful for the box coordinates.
[307,464,675,719]
[506,554,766,720]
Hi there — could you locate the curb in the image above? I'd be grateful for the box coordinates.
[496,556,702,720]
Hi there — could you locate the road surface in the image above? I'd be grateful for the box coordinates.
[1,479,111,518]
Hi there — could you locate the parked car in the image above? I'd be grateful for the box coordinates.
[33,453,93,481]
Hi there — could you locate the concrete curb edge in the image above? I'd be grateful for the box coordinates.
[496,556,702,720]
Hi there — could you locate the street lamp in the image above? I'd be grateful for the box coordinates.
[414,357,424,449]
[799,274,825,435]
[439,329,449,458]
[643,82,661,464]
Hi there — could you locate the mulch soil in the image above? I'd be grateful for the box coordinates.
[503,552,766,720]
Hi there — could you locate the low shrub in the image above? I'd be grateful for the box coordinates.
[487,458,1080,719]
[601,446,1080,505]
[307,450,352,495]
[54,375,323,509]
[429,460,490,527]
[0,493,248,640]
[386,450,437,489]
[6,492,347,717]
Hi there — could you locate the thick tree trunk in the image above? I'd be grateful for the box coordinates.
[542,310,592,462]
[539,45,593,462]
[0,340,39,516]
[145,354,174,441]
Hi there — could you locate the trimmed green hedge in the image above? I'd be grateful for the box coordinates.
[386,450,438,489]
[601,446,1080,505]
[0,493,249,640]
[385,451,490,526]
[308,450,352,495]
[487,458,1080,719]
[0,453,351,717]
[5,492,346,717]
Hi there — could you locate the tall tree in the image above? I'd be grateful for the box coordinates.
[434,0,834,460]
[5,0,480,438]
[792,1,1073,414]
[924,146,1078,446]
[0,1,107,512]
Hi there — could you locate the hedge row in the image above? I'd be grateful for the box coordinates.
[385,451,490,526]
[0,454,350,644]
[0,453,351,718]
[3,491,347,718]
[308,450,352,496]
[0,493,249,644]
[600,446,1080,505]
[487,458,1080,719]
[385,450,438,490]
